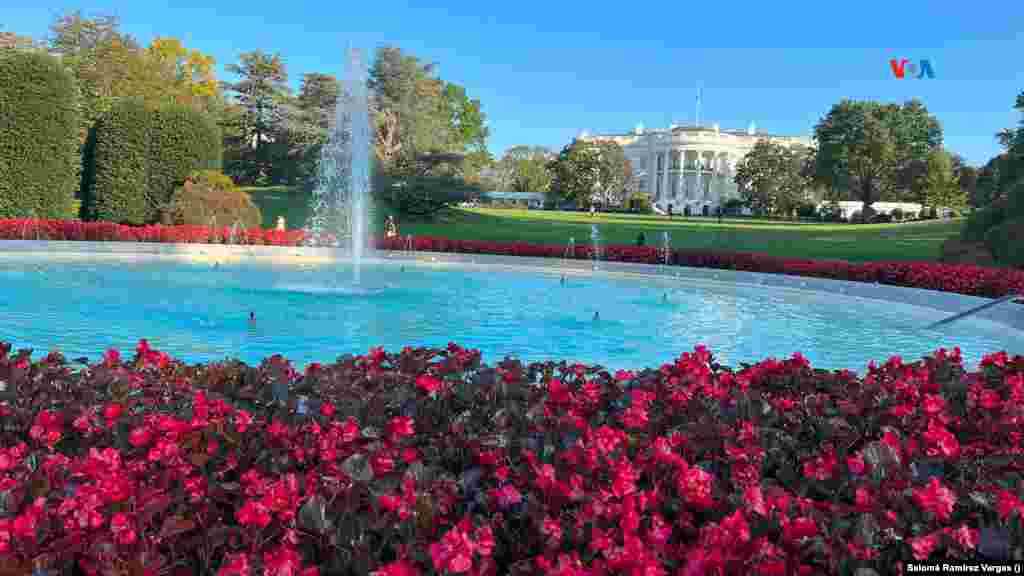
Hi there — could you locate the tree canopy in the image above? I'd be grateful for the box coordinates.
[813,99,941,213]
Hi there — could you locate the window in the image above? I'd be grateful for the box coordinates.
[655,175,662,199]
[656,153,664,172]
[638,179,647,192]
[671,174,679,197]
[671,151,681,170]
[634,157,647,171]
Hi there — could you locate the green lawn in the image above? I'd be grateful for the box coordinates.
[243,186,965,263]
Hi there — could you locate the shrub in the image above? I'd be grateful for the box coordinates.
[722,198,745,215]
[0,50,80,219]
[985,216,1024,268]
[146,104,222,217]
[870,212,893,223]
[86,99,221,225]
[86,99,152,224]
[167,170,262,230]
[795,201,817,218]
[891,207,904,221]
[818,202,844,222]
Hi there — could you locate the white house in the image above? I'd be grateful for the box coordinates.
[579,122,813,215]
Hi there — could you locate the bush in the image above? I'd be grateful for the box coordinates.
[795,201,817,218]
[0,50,80,219]
[167,170,262,231]
[0,339,1021,574]
[870,213,893,223]
[86,99,221,225]
[86,99,152,224]
[985,216,1024,268]
[891,207,904,221]
[146,104,222,217]
[722,198,745,215]
[818,202,844,222]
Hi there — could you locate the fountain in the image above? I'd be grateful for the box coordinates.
[404,234,415,256]
[590,225,601,271]
[229,220,246,245]
[303,47,374,286]
[661,232,671,265]
[564,237,576,260]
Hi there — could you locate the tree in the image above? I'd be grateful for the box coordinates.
[547,141,601,207]
[221,50,291,184]
[368,46,490,215]
[813,99,940,214]
[923,149,967,212]
[0,30,39,51]
[277,72,342,187]
[734,139,812,216]
[146,37,220,109]
[591,140,631,206]
[499,146,552,193]
[373,152,485,216]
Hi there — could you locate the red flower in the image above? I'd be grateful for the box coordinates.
[678,465,714,509]
[386,416,415,441]
[922,421,960,459]
[237,500,272,529]
[320,402,336,418]
[910,531,940,561]
[218,553,251,576]
[416,374,442,394]
[429,523,475,573]
[110,512,136,545]
[912,478,957,522]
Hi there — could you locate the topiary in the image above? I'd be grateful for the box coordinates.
[0,49,81,219]
[145,104,222,220]
[85,99,222,225]
[86,98,151,224]
[167,170,262,231]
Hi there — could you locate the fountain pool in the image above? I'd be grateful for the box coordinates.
[0,248,1020,371]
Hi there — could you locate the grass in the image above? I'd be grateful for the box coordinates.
[243,186,966,263]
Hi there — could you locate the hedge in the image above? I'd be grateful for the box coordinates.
[0,50,80,219]
[85,99,221,225]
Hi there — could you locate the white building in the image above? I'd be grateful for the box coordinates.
[579,123,813,215]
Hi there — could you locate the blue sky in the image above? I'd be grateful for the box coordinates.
[6,1,1023,165]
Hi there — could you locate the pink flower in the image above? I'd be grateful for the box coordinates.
[386,416,415,441]
[912,478,957,522]
[910,532,940,561]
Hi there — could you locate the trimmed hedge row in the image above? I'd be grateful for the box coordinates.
[1,220,1023,298]
[83,99,221,225]
[0,50,80,220]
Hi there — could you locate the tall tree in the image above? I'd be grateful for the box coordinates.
[734,139,812,216]
[368,46,490,214]
[286,72,341,186]
[923,149,967,211]
[499,146,552,193]
[813,99,939,214]
[591,140,631,206]
[0,30,39,51]
[221,50,291,183]
[146,37,220,109]
[548,141,600,207]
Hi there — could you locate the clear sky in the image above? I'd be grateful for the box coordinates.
[5,1,1023,165]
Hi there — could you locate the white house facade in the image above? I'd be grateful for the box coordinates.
[580,123,813,215]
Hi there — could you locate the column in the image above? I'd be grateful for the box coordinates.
[662,146,670,208]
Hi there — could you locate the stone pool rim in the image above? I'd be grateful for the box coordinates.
[2,239,1022,333]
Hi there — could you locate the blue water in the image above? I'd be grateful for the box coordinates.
[0,257,1020,372]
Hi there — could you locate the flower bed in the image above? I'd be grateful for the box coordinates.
[2,218,1024,298]
[1,340,1022,575]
